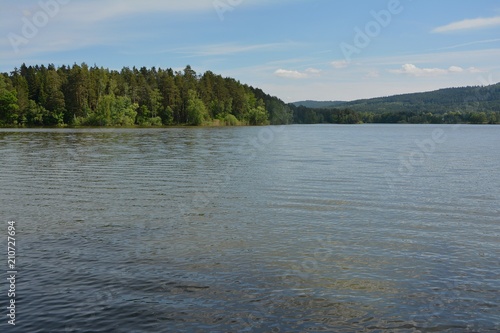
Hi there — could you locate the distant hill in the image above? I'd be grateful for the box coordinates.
[293,100,346,108]
[294,83,500,114]
[290,83,500,124]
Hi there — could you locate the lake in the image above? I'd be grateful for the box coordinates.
[0,125,499,332]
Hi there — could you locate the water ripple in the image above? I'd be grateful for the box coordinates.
[1,126,499,332]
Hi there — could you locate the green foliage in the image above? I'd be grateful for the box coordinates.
[291,105,500,125]
[0,90,19,126]
[247,105,269,125]
[0,75,19,126]
[26,100,48,126]
[11,75,29,123]
[160,106,174,125]
[83,95,138,126]
[115,96,139,126]
[268,101,293,125]
[216,113,240,126]
[149,88,163,119]
[469,112,488,124]
[1,63,499,127]
[40,68,65,125]
[186,90,209,126]
[0,63,288,127]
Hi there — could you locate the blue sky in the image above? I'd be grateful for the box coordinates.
[1,0,499,102]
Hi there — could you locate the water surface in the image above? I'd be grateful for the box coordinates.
[0,125,499,332]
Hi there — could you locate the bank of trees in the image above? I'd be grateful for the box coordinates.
[1,63,498,127]
[0,63,293,127]
[291,106,500,125]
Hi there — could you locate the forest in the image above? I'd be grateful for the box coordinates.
[292,83,500,124]
[290,106,500,124]
[1,63,498,127]
[0,63,293,127]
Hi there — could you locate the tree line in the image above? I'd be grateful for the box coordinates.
[0,63,293,127]
[290,106,500,124]
[1,63,498,127]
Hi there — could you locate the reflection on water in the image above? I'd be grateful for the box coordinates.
[0,125,499,332]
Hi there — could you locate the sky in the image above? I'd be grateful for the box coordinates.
[1,0,499,102]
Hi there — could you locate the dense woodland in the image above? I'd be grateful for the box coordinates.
[292,84,500,124]
[1,63,498,127]
[0,63,293,127]
[291,106,500,124]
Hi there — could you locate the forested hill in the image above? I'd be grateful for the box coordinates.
[294,84,500,114]
[291,83,500,124]
[0,64,293,127]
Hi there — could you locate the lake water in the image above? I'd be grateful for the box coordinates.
[0,125,499,332]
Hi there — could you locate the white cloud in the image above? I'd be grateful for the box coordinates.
[274,69,308,79]
[432,16,500,33]
[331,60,349,69]
[389,64,482,77]
[274,67,322,79]
[390,64,447,76]
[448,66,464,73]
